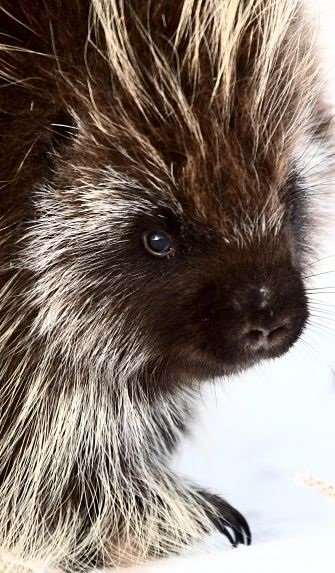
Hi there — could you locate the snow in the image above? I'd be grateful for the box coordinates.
[114,1,335,571]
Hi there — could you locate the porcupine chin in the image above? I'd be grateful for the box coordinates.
[0,0,333,571]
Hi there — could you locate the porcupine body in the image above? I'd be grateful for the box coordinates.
[0,0,332,571]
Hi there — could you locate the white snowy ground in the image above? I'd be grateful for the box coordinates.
[115,1,335,572]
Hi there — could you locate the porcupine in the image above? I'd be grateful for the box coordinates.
[0,0,332,571]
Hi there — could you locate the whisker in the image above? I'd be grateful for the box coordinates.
[304,269,335,280]
[307,319,335,334]
[299,336,329,371]
[308,301,335,312]
[308,311,335,323]
[306,289,335,294]
[300,254,335,272]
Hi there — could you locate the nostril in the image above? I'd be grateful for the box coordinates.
[268,324,287,341]
[246,329,267,344]
[244,323,289,348]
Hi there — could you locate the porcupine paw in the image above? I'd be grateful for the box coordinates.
[198,490,252,547]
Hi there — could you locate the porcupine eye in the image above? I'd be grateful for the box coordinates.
[143,231,173,257]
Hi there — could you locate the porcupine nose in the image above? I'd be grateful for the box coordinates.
[236,285,292,352]
[198,265,308,369]
[243,322,289,350]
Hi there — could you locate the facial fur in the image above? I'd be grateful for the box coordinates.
[0,0,332,571]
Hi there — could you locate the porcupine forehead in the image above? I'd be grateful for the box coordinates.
[0,1,317,242]
[90,0,317,238]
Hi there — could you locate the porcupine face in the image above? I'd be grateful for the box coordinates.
[42,147,309,394]
[1,0,318,397]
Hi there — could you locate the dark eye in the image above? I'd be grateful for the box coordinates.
[143,231,174,257]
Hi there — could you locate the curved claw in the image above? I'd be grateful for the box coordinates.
[217,511,251,547]
[217,524,236,546]
[197,489,252,548]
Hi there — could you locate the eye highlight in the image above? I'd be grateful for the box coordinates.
[143,231,174,257]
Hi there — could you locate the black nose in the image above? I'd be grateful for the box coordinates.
[243,322,289,350]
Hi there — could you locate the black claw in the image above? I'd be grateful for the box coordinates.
[240,513,252,546]
[218,525,236,546]
[215,508,251,547]
[196,489,252,548]
[234,510,252,546]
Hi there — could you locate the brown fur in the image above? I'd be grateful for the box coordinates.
[0,1,332,571]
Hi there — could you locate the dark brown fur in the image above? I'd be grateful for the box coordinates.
[0,0,331,570]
